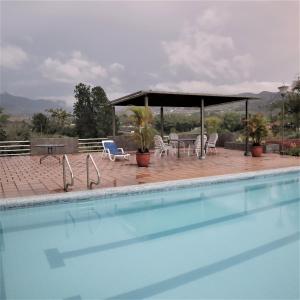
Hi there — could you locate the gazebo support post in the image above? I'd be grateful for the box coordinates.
[244,99,250,156]
[112,106,116,138]
[160,106,164,138]
[144,95,148,107]
[200,99,205,159]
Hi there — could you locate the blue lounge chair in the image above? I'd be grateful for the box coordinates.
[102,140,130,161]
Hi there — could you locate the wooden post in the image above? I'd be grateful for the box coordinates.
[200,99,205,159]
[112,106,116,138]
[160,106,164,138]
[244,100,250,156]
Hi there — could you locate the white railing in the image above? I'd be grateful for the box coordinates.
[78,137,108,153]
[0,140,31,156]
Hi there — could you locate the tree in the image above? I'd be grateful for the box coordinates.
[221,112,243,132]
[0,107,8,141]
[46,108,73,134]
[73,83,97,138]
[285,89,300,135]
[32,113,48,134]
[154,113,199,134]
[6,120,31,140]
[205,116,222,134]
[91,86,116,137]
[73,83,117,138]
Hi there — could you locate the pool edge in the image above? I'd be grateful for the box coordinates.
[1,166,300,210]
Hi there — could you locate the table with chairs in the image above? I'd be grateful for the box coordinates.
[154,133,218,159]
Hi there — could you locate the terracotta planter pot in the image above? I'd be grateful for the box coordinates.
[251,145,263,157]
[136,152,150,167]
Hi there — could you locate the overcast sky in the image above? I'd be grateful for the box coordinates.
[0,0,299,104]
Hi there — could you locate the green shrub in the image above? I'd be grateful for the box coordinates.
[285,147,300,156]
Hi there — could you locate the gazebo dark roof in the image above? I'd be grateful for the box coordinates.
[111,90,257,107]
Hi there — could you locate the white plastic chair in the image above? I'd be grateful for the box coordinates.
[207,133,218,154]
[102,140,130,161]
[194,135,207,157]
[169,133,187,154]
[154,135,175,157]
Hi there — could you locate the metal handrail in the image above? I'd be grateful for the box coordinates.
[63,155,74,192]
[86,154,100,189]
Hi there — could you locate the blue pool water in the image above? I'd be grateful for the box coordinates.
[0,171,299,299]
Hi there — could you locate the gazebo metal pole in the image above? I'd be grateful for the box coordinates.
[144,95,148,107]
[200,98,205,159]
[112,106,116,138]
[244,100,250,156]
[160,106,164,138]
[281,95,285,154]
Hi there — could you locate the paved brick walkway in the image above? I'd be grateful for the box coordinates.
[0,148,299,199]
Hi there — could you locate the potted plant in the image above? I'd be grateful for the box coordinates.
[130,106,154,167]
[247,113,269,157]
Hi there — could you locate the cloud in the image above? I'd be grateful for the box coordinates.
[109,62,125,73]
[40,51,108,84]
[151,80,282,94]
[0,45,28,69]
[162,8,253,80]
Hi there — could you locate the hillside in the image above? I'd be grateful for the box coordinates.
[0,90,282,117]
[0,92,69,116]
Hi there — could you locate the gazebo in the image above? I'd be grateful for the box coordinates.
[110,90,257,158]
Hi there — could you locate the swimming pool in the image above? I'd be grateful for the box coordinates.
[0,168,299,299]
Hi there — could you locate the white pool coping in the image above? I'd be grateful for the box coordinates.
[1,166,299,209]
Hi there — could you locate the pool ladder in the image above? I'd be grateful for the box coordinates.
[86,154,100,189]
[63,154,100,191]
[63,154,74,192]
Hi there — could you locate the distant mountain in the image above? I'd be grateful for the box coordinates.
[204,91,281,115]
[0,92,69,116]
[0,90,282,117]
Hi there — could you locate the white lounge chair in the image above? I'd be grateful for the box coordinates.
[154,135,175,157]
[207,133,218,154]
[102,140,130,161]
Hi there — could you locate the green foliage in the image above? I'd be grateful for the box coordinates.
[73,83,117,138]
[154,113,199,134]
[285,91,300,132]
[5,120,31,140]
[130,106,154,152]
[286,147,300,156]
[46,108,73,134]
[32,113,48,134]
[92,86,117,137]
[0,107,9,141]
[247,113,269,146]
[73,83,97,138]
[221,112,243,132]
[205,116,222,134]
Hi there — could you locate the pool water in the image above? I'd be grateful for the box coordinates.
[0,171,299,299]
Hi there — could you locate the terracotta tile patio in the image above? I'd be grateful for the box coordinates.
[0,148,299,199]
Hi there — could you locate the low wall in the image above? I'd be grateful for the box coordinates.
[224,142,280,153]
[108,134,139,151]
[224,142,248,151]
[31,138,78,155]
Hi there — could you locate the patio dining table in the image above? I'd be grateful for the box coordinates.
[34,144,65,164]
[170,138,197,158]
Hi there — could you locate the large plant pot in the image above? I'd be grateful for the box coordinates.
[251,145,263,157]
[136,152,150,167]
